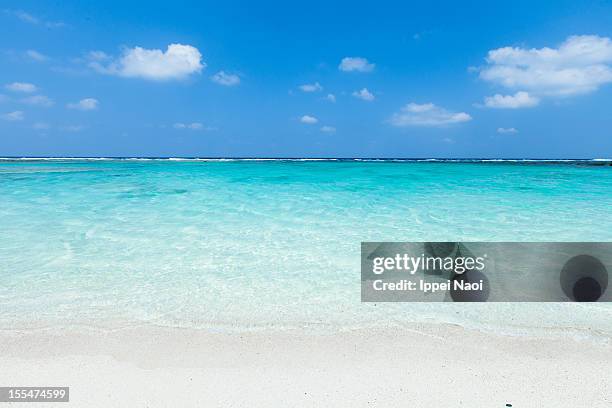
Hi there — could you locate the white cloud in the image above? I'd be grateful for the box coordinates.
[483,91,539,109]
[211,71,240,86]
[5,82,37,93]
[352,88,375,101]
[67,98,99,111]
[339,57,375,72]
[174,122,204,130]
[300,115,318,124]
[87,51,110,61]
[389,103,472,127]
[299,82,322,92]
[4,9,64,28]
[497,127,518,134]
[320,125,336,133]
[25,50,47,62]
[21,95,54,107]
[325,93,336,102]
[479,35,612,96]
[5,9,38,24]
[90,44,205,80]
[1,110,24,121]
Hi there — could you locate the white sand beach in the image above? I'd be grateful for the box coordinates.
[1,324,610,407]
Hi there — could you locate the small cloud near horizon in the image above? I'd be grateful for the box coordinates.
[352,88,375,101]
[1,110,25,121]
[25,50,48,62]
[484,91,539,109]
[67,98,99,111]
[299,82,322,92]
[300,115,318,124]
[339,57,375,72]
[173,122,204,130]
[5,82,37,93]
[497,127,519,134]
[211,71,240,86]
[389,103,472,127]
[22,95,54,107]
[4,9,65,28]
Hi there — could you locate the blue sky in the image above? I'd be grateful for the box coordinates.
[1,0,611,158]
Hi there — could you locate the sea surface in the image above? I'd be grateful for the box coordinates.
[1,158,612,338]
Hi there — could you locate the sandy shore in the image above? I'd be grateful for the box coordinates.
[1,324,611,407]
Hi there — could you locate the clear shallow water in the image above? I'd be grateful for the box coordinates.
[1,159,612,336]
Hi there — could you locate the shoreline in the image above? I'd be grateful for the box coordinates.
[2,316,612,345]
[1,323,611,407]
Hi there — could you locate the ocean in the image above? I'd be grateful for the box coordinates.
[1,158,612,337]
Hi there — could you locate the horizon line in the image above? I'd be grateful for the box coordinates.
[1,156,611,162]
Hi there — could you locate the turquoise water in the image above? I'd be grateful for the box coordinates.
[1,159,612,336]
